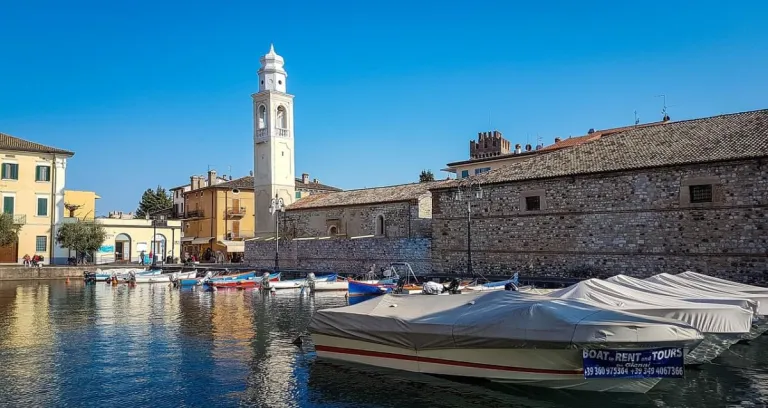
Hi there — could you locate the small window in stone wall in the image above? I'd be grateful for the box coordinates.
[525,196,541,211]
[689,184,713,203]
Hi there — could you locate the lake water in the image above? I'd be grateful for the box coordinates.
[0,280,767,408]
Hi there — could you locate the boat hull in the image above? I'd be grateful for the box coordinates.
[311,334,661,393]
[311,281,349,292]
[211,280,259,288]
[269,279,307,289]
[348,281,393,297]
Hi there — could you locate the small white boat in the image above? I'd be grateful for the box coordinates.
[308,273,349,292]
[309,291,703,393]
[130,270,197,283]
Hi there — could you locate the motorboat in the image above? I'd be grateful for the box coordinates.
[309,291,703,393]
[348,280,395,297]
[308,273,349,292]
[262,273,337,290]
[606,274,766,340]
[543,279,753,364]
[463,273,519,292]
[130,270,197,284]
[114,268,160,282]
[207,272,280,289]
[644,273,768,340]
[676,271,768,295]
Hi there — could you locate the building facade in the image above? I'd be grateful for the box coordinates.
[0,132,72,264]
[63,190,100,220]
[90,217,182,264]
[182,175,256,260]
[253,45,296,237]
[431,110,768,283]
[169,172,230,219]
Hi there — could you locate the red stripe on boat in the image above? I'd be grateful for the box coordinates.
[315,345,583,375]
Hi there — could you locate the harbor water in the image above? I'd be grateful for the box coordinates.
[0,280,767,408]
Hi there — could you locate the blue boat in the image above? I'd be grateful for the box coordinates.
[348,280,395,297]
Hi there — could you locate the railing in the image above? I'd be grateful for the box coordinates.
[255,127,290,144]
[185,210,205,218]
[12,214,25,225]
[226,207,247,216]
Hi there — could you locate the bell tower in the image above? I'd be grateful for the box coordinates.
[253,44,296,237]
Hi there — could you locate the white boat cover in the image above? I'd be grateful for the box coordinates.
[676,271,768,295]
[645,273,768,315]
[308,291,703,350]
[606,274,759,315]
[422,281,443,295]
[546,279,752,334]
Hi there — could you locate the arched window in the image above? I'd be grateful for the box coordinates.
[276,105,287,129]
[375,215,385,236]
[258,105,267,129]
[328,226,338,236]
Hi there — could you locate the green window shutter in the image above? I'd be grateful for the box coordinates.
[35,166,41,181]
[10,164,18,180]
[1,165,5,179]
[3,196,14,215]
[37,198,48,216]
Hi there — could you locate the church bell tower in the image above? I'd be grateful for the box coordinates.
[253,44,296,237]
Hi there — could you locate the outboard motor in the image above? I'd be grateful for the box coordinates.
[446,278,461,294]
[83,271,96,284]
[261,272,272,289]
[306,273,316,290]
[394,277,406,294]
[504,282,518,291]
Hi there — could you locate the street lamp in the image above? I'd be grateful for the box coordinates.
[452,178,483,277]
[151,215,167,267]
[268,194,286,270]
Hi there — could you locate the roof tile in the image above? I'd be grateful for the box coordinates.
[288,180,453,210]
[0,132,74,155]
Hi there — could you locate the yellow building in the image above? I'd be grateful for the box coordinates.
[182,176,255,260]
[63,190,100,220]
[0,132,73,264]
[92,218,182,264]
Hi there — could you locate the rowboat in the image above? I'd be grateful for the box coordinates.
[463,273,519,292]
[207,272,280,289]
[263,273,337,290]
[130,270,197,283]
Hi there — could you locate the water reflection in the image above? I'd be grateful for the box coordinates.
[0,280,766,407]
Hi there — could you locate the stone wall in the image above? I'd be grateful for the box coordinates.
[0,266,112,280]
[431,159,768,284]
[282,197,433,239]
[245,237,432,275]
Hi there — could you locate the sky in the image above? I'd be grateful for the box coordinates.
[1,0,767,214]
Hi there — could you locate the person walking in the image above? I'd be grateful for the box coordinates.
[139,250,145,265]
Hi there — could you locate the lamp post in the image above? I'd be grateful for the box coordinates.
[151,215,167,267]
[268,194,286,271]
[452,179,483,277]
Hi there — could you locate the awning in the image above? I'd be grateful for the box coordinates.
[191,237,213,245]
[219,240,245,252]
[181,237,195,242]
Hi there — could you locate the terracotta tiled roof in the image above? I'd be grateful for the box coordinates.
[449,109,768,186]
[294,178,342,192]
[540,120,671,152]
[211,176,255,190]
[288,180,454,210]
[0,132,74,155]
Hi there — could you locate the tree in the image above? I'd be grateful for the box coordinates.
[136,185,173,218]
[0,213,21,247]
[419,169,435,183]
[56,221,107,256]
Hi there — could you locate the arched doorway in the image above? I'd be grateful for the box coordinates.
[153,234,167,263]
[115,233,131,263]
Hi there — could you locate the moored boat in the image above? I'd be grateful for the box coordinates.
[348,280,395,297]
[309,291,703,393]
[308,273,348,292]
[543,278,754,364]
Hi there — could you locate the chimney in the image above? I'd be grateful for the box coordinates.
[554,137,562,143]
[514,143,522,154]
[302,173,309,184]
[208,170,217,186]
[190,176,202,190]
[525,144,532,152]
[249,170,253,176]
[313,178,319,184]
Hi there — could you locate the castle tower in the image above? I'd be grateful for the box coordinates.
[253,44,296,237]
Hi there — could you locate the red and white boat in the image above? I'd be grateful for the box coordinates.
[309,291,703,393]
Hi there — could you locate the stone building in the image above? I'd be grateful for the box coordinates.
[431,109,768,283]
[245,180,450,274]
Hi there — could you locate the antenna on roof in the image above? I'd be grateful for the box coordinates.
[655,94,668,120]
[634,110,640,126]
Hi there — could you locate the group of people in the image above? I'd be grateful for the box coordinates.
[22,254,43,267]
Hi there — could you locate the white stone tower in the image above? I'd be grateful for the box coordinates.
[253,44,296,237]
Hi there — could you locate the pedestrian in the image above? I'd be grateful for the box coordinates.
[140,250,145,265]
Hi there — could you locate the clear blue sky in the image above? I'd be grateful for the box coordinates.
[1,1,766,214]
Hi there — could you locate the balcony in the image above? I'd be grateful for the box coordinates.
[184,210,205,219]
[226,207,247,217]
[255,127,290,144]
[12,214,25,225]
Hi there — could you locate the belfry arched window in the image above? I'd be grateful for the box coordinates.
[276,105,287,129]
[258,105,267,129]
